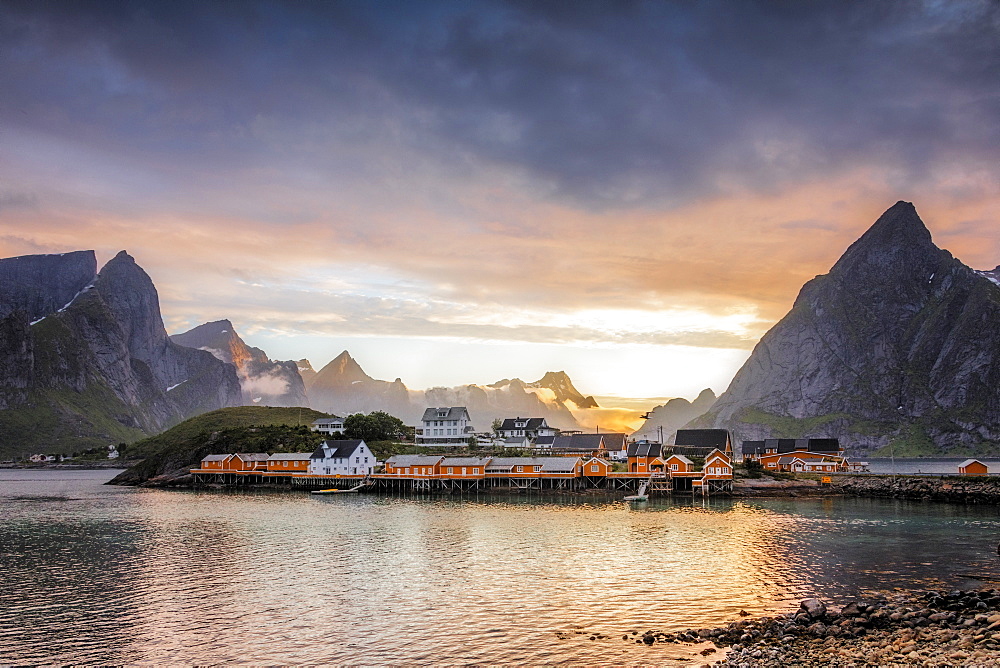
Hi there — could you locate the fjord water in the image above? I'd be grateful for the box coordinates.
[3,470,1000,665]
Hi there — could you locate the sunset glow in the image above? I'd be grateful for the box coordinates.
[1,1,997,406]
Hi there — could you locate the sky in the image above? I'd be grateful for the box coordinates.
[1,0,998,405]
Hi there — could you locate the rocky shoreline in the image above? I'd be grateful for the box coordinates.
[835,475,1000,504]
[640,589,1000,666]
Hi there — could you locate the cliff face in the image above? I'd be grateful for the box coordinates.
[170,319,308,407]
[695,202,1000,455]
[0,251,97,322]
[0,251,243,457]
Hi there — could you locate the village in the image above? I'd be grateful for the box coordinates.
[186,406,899,496]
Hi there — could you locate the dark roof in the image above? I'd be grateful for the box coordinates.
[756,438,841,454]
[534,435,555,446]
[600,433,627,450]
[311,439,365,460]
[627,441,663,458]
[421,407,470,422]
[675,429,730,448]
[550,433,605,451]
[499,417,548,430]
[742,440,765,455]
[805,438,841,453]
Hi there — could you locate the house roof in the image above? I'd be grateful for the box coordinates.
[202,454,230,462]
[627,441,663,458]
[666,454,693,464]
[541,458,580,472]
[486,457,544,470]
[420,406,470,422]
[503,436,529,444]
[385,454,444,467]
[675,429,731,448]
[550,433,606,451]
[235,453,270,461]
[311,417,344,425]
[959,459,986,468]
[311,439,366,460]
[534,435,555,446]
[601,433,627,450]
[267,453,313,461]
[499,417,548,430]
[757,438,842,454]
[440,457,492,467]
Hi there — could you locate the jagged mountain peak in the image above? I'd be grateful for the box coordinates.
[170,319,307,408]
[696,201,1000,455]
[312,350,374,386]
[830,201,939,278]
[529,370,599,409]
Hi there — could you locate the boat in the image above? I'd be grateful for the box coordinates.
[311,488,358,495]
[623,493,648,502]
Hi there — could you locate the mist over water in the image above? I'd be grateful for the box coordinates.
[2,469,1000,664]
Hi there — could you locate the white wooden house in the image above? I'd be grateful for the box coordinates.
[308,439,375,476]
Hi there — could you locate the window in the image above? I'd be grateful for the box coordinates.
[590,465,599,472]
[473,468,479,474]
[671,464,678,471]
[448,467,454,474]
[515,466,523,472]
[284,461,288,468]
[534,465,541,472]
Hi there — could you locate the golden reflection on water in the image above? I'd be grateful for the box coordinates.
[4,471,1000,664]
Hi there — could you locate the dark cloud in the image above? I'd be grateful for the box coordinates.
[0,0,996,211]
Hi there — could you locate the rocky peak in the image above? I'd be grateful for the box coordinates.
[530,370,599,409]
[312,350,374,387]
[829,201,944,282]
[93,250,171,373]
[695,201,1000,455]
[171,319,267,368]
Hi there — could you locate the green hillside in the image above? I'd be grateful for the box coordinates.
[108,406,330,485]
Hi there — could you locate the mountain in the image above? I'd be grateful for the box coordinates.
[693,201,1000,456]
[632,388,716,441]
[303,352,589,430]
[425,376,582,431]
[170,320,308,407]
[0,250,243,457]
[514,370,599,409]
[296,359,317,385]
[306,350,413,417]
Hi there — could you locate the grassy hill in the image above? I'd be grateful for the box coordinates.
[108,406,330,485]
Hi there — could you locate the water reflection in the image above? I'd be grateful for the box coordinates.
[3,471,1000,664]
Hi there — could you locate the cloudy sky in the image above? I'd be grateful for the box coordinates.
[1,0,998,404]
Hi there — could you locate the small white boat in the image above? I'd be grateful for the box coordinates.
[623,493,648,502]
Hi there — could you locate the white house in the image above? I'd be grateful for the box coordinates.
[308,439,375,476]
[311,416,346,436]
[415,407,475,446]
[497,417,557,440]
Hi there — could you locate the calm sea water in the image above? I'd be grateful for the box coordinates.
[3,469,1000,664]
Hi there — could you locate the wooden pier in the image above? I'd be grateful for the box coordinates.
[189,468,732,496]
